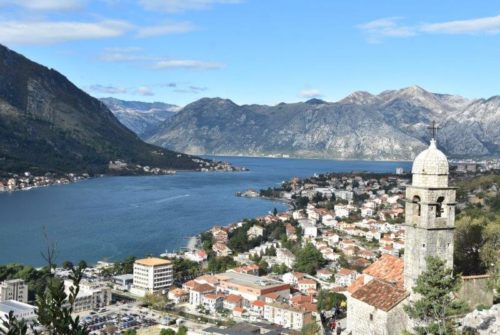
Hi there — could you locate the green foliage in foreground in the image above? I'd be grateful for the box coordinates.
[316,290,347,312]
[404,257,467,335]
[1,262,90,335]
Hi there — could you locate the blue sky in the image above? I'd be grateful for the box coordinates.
[1,0,499,106]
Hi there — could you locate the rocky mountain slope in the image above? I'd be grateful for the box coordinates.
[147,86,499,160]
[0,44,207,174]
[101,97,177,138]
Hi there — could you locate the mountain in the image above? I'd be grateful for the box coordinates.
[148,86,500,160]
[101,97,177,138]
[0,44,208,174]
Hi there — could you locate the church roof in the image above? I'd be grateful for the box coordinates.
[351,279,408,312]
[362,254,404,288]
[411,139,449,176]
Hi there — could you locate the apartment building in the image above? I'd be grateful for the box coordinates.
[131,257,173,297]
[0,279,28,303]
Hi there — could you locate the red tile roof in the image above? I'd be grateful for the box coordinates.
[347,275,365,294]
[362,254,404,287]
[351,279,408,312]
[225,294,242,304]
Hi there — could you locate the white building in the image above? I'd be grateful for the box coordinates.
[0,300,37,325]
[0,279,28,303]
[303,224,318,239]
[131,257,173,297]
[263,303,313,330]
[112,274,134,291]
[64,280,111,313]
[276,248,296,268]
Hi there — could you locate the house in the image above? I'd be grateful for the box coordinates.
[168,288,188,304]
[250,300,265,317]
[232,306,246,317]
[303,224,318,239]
[316,269,332,281]
[212,227,228,243]
[285,224,297,241]
[335,268,357,287]
[282,272,305,286]
[334,205,350,218]
[297,279,317,293]
[212,242,232,257]
[202,294,224,311]
[185,249,208,263]
[223,294,242,310]
[276,248,296,268]
[189,283,216,306]
[229,264,260,276]
[247,225,264,239]
[263,302,313,330]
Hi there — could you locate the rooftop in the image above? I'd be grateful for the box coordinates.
[216,272,287,290]
[135,257,171,267]
[0,300,36,315]
[362,254,404,287]
[351,279,408,312]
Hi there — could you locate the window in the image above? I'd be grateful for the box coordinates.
[369,313,373,321]
[436,196,445,218]
[412,196,421,217]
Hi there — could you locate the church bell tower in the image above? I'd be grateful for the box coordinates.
[404,123,456,293]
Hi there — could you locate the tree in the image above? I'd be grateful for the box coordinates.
[404,256,466,335]
[301,322,320,335]
[177,325,188,335]
[123,330,137,335]
[316,290,346,311]
[2,261,90,335]
[160,329,176,335]
[294,243,327,275]
[273,207,278,216]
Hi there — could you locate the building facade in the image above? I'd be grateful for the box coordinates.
[403,138,456,293]
[131,257,173,297]
[0,279,28,303]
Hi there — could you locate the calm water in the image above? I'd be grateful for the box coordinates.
[0,157,411,266]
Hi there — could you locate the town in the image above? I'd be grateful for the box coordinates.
[1,145,499,334]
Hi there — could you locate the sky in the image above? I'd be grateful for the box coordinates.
[0,0,499,106]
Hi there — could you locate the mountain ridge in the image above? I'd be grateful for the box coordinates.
[145,87,499,160]
[0,44,208,174]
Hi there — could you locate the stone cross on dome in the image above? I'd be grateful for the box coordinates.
[427,120,440,141]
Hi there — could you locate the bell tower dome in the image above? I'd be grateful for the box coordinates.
[403,127,456,293]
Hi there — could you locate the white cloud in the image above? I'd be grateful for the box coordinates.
[357,17,415,43]
[100,49,151,62]
[88,84,127,94]
[135,86,155,96]
[0,0,84,11]
[0,20,132,45]
[139,0,241,12]
[359,14,500,42]
[421,14,500,34]
[136,21,195,37]
[299,89,322,98]
[153,59,224,70]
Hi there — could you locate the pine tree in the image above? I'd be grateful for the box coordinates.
[404,256,466,335]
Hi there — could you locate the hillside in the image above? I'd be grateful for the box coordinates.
[147,87,500,160]
[0,44,207,175]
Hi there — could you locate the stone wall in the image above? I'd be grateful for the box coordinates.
[346,296,408,335]
[458,275,494,309]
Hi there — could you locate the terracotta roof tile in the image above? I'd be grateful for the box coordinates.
[362,254,404,287]
[351,279,408,312]
[347,275,365,294]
